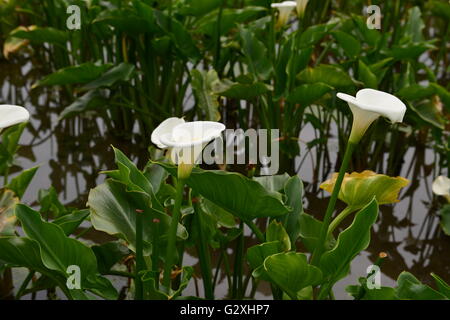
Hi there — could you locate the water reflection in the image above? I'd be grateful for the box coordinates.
[1,56,448,300]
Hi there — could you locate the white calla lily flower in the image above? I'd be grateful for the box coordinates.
[271,1,297,28]
[150,117,186,149]
[432,175,450,203]
[151,118,226,178]
[337,89,406,143]
[296,0,309,18]
[0,105,30,131]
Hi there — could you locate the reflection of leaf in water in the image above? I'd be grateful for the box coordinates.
[0,189,18,235]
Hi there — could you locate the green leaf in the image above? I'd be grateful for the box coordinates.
[59,90,107,120]
[34,62,112,88]
[431,273,450,299]
[143,161,169,194]
[409,99,445,129]
[80,63,136,91]
[297,65,355,88]
[440,204,450,236]
[195,6,267,36]
[253,173,290,192]
[10,26,68,46]
[15,204,117,298]
[287,83,333,105]
[332,31,360,58]
[88,179,187,254]
[283,176,304,245]
[179,0,221,16]
[190,69,221,121]
[386,42,436,60]
[428,0,450,21]
[15,204,95,275]
[0,123,26,175]
[298,23,337,48]
[397,84,436,101]
[239,26,272,80]
[396,272,447,300]
[105,146,155,198]
[266,220,290,251]
[156,162,290,220]
[0,237,65,284]
[38,186,67,218]
[153,9,201,62]
[357,60,378,89]
[6,166,38,199]
[247,241,282,270]
[403,7,425,43]
[0,190,18,236]
[320,199,378,284]
[298,213,334,252]
[94,6,157,34]
[200,198,236,229]
[52,210,90,236]
[214,79,272,100]
[263,252,322,299]
[92,242,129,274]
[352,15,380,47]
[3,27,29,59]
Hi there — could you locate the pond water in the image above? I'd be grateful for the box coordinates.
[1,56,449,300]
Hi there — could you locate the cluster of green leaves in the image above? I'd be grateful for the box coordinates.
[1,137,449,300]
[0,125,120,300]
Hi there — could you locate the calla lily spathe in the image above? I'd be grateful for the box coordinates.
[337,89,406,143]
[0,105,30,131]
[296,0,309,18]
[271,1,297,28]
[320,170,410,208]
[151,118,226,178]
[432,175,450,203]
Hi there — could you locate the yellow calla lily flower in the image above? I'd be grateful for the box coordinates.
[320,170,410,208]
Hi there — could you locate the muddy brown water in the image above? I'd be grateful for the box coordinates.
[1,56,449,300]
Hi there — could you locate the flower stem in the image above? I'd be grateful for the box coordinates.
[193,202,214,299]
[135,209,144,300]
[311,141,357,266]
[232,222,245,299]
[162,178,185,292]
[327,206,357,237]
[151,217,160,290]
[244,219,265,242]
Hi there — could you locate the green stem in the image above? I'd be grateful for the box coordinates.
[232,222,244,299]
[4,167,10,185]
[244,219,265,242]
[151,217,160,290]
[135,210,144,300]
[105,270,134,278]
[15,270,35,299]
[327,206,357,237]
[311,141,357,266]
[193,203,214,299]
[214,0,224,73]
[317,282,332,300]
[162,178,185,292]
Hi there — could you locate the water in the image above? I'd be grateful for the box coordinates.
[1,56,449,300]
